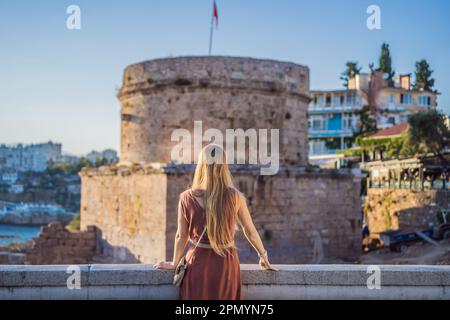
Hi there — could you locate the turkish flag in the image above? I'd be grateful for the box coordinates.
[213,1,218,29]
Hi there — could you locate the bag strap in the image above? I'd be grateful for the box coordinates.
[187,227,206,263]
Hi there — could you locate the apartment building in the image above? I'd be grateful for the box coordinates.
[308,72,438,156]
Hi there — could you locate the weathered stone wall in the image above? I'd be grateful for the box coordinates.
[365,188,450,234]
[26,222,97,265]
[80,166,168,263]
[80,165,362,264]
[118,56,310,166]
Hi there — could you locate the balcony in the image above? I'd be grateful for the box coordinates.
[309,129,354,138]
[1,264,449,300]
[380,104,406,113]
[308,104,363,114]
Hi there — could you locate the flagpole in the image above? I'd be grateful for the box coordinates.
[208,1,214,55]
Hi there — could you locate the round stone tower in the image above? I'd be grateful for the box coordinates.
[118,56,311,166]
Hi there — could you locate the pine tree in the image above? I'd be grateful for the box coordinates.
[340,61,362,88]
[413,59,435,92]
[377,43,395,87]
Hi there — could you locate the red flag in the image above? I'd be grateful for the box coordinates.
[213,1,218,29]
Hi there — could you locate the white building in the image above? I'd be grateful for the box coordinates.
[56,154,80,165]
[9,184,24,194]
[1,170,18,184]
[0,141,62,172]
[86,151,102,164]
[101,149,118,163]
[86,149,118,164]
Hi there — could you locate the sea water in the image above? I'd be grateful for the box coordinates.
[0,225,41,245]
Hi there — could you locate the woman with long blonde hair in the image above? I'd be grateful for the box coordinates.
[154,144,277,300]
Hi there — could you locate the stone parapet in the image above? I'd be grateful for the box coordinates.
[1,264,449,300]
[119,56,310,100]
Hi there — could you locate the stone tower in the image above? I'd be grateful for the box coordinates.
[80,56,362,264]
[118,56,310,166]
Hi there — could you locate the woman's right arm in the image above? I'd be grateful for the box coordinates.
[237,194,278,271]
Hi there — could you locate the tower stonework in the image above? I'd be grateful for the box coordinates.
[80,57,362,264]
[119,56,310,165]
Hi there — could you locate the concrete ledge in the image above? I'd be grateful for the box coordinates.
[1,264,449,300]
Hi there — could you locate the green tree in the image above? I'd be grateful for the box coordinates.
[413,59,435,92]
[0,182,10,193]
[405,109,450,157]
[356,105,378,135]
[94,158,108,167]
[340,61,362,88]
[76,157,91,171]
[377,43,395,87]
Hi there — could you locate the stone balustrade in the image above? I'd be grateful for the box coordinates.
[1,264,449,300]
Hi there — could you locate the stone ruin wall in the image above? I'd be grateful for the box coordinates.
[365,188,450,234]
[26,222,97,265]
[80,56,362,264]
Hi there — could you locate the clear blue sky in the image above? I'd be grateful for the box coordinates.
[1,0,449,155]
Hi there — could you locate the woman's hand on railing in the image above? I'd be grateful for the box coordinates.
[259,256,278,271]
[153,261,175,270]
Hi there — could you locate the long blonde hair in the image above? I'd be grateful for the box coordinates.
[191,144,239,256]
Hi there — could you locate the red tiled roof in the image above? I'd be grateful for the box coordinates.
[368,123,409,139]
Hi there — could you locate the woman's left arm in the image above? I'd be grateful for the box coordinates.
[154,199,189,269]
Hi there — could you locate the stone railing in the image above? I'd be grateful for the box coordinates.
[0,264,449,300]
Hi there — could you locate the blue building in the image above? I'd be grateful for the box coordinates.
[308,87,368,156]
[308,72,438,160]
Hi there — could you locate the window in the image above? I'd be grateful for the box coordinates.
[418,95,432,106]
[343,115,354,130]
[310,141,326,155]
[400,94,412,105]
[325,95,331,106]
[389,94,395,104]
[333,95,341,106]
[317,95,325,107]
[340,95,345,106]
[310,116,326,130]
[419,96,425,105]
[388,117,396,125]
[346,94,356,106]
[312,119,324,130]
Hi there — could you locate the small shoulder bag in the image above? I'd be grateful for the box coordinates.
[173,227,207,287]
